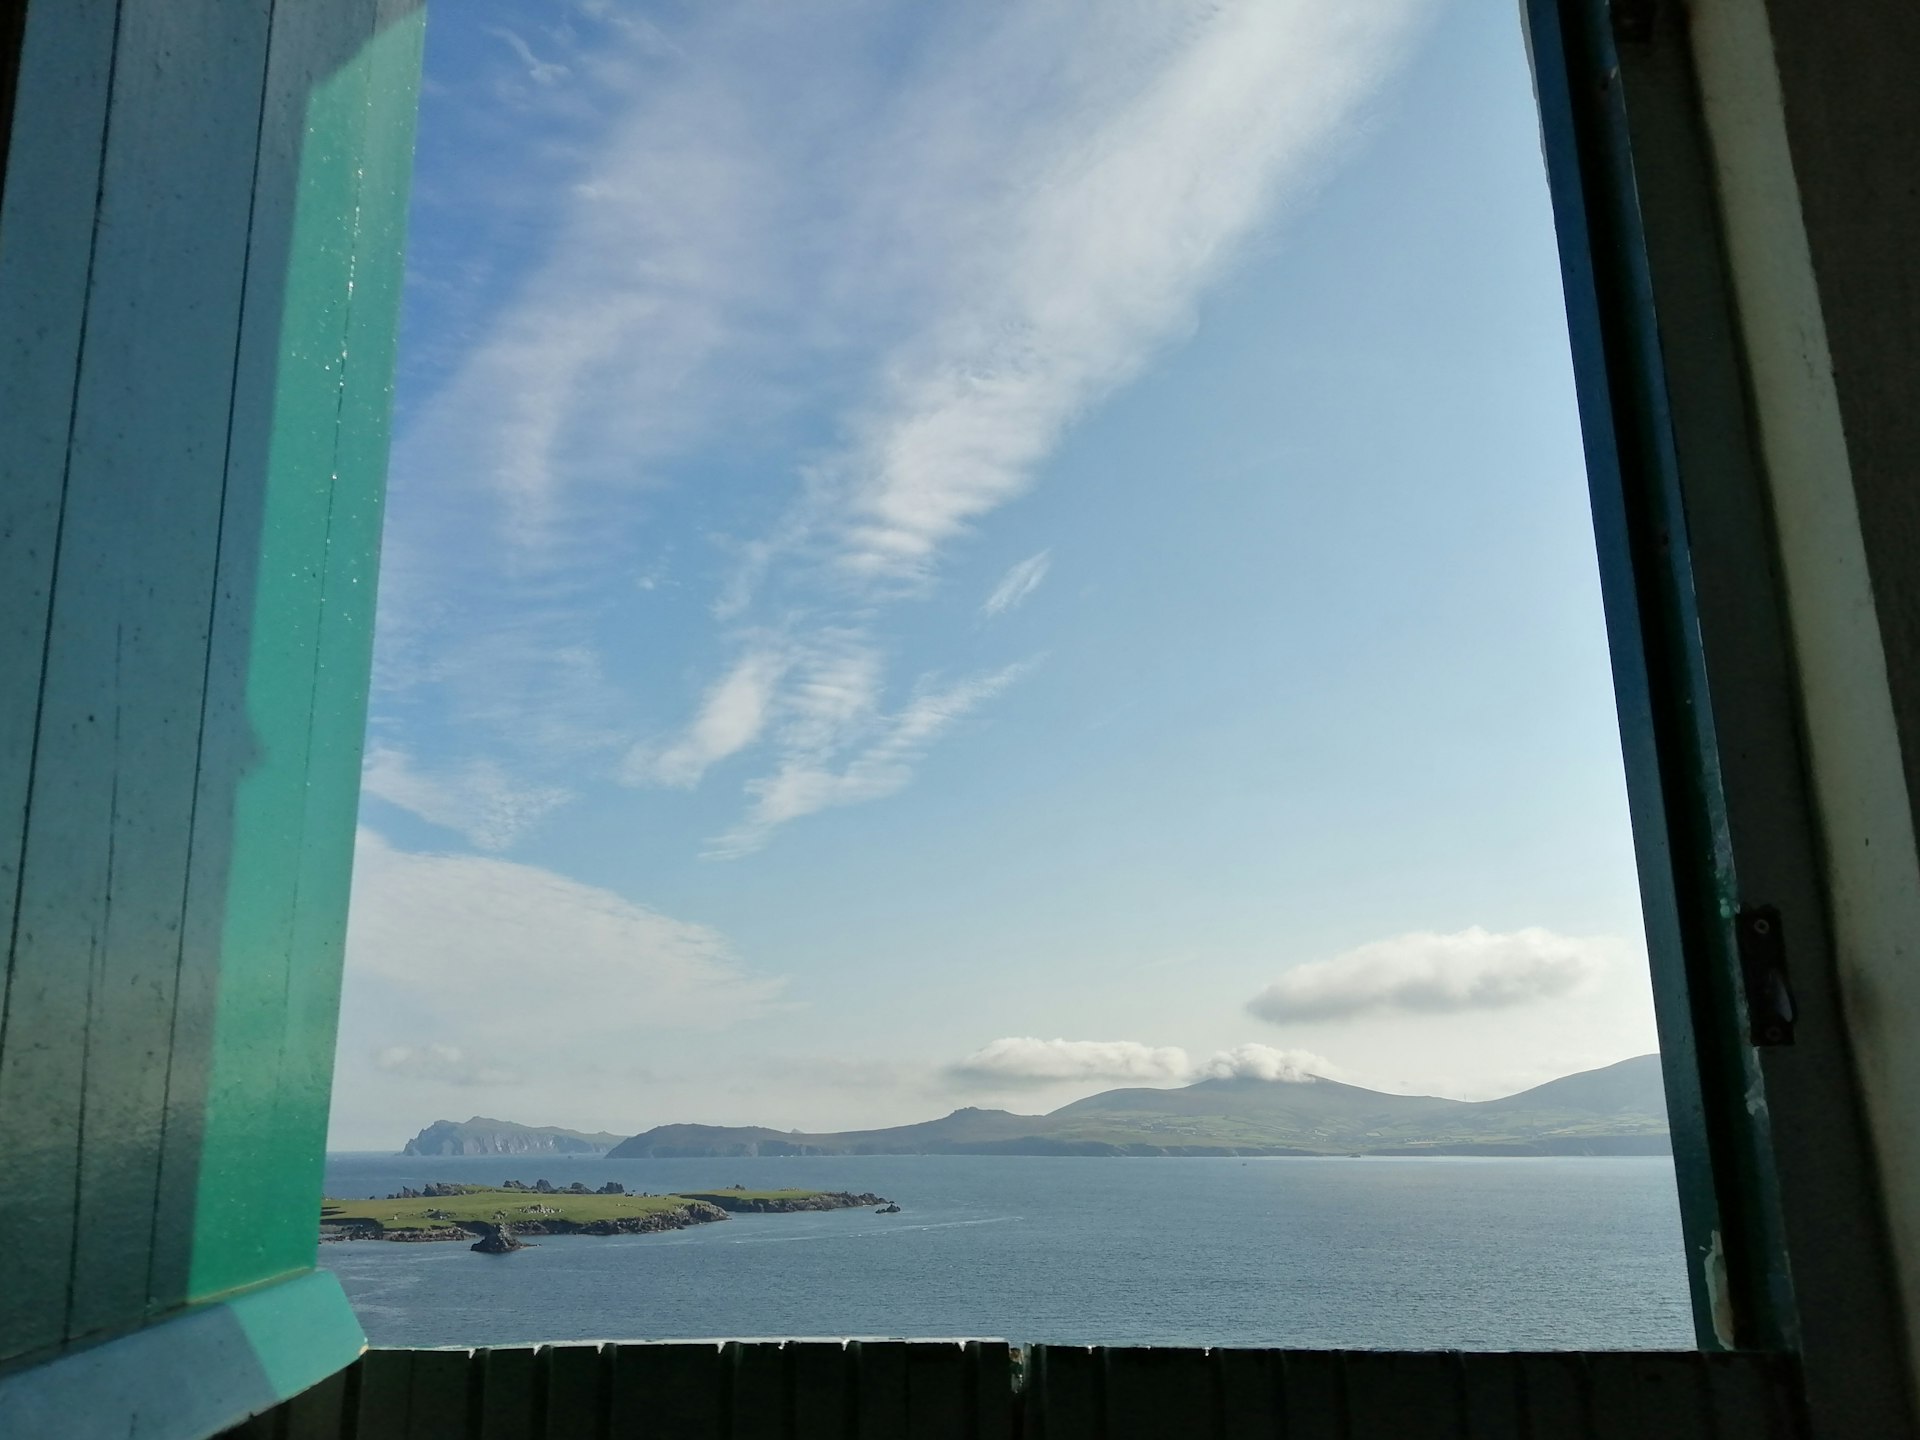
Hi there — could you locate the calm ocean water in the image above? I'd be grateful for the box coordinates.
[319,1153,1692,1351]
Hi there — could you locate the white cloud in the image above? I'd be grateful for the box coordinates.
[953,1037,1194,1085]
[774,635,886,756]
[345,829,783,1034]
[487,27,570,87]
[374,1043,520,1087]
[709,659,1036,857]
[1246,926,1613,1024]
[621,628,1031,855]
[812,4,1425,584]
[982,550,1052,617]
[360,744,573,851]
[950,1037,1340,1087]
[625,648,788,787]
[332,829,790,1145]
[1200,1044,1341,1083]
[395,42,779,542]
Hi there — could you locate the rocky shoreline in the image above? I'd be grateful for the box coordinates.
[683,1190,889,1215]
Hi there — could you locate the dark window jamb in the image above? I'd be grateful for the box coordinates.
[1523,0,1915,1435]
[0,0,30,211]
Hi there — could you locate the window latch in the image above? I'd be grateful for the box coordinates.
[1737,905,1796,1046]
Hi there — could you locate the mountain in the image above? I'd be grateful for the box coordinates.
[605,1055,1670,1159]
[402,1117,627,1156]
[608,1108,1045,1159]
[1472,1054,1667,1117]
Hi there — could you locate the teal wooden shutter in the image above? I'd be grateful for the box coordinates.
[0,0,423,1432]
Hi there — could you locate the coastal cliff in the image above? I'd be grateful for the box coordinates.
[402,1117,625,1156]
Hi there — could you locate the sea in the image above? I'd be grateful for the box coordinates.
[319,1153,1693,1352]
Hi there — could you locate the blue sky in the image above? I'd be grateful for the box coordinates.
[327,0,1658,1149]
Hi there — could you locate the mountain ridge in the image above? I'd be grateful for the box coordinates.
[601,1055,1669,1159]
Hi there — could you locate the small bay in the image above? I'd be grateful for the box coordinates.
[319,1153,1692,1351]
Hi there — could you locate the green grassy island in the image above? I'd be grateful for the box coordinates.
[320,1183,891,1247]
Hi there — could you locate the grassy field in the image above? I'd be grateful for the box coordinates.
[320,1187,834,1232]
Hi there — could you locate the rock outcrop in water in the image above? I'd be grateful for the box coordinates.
[470,1225,527,1253]
[680,1190,889,1214]
[577,1201,729,1235]
[380,1227,472,1243]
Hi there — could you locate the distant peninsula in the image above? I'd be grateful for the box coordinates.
[402,1055,1670,1161]
[402,1117,625,1156]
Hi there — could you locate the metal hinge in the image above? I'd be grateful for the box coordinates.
[1737,905,1796,1046]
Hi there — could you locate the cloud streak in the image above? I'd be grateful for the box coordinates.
[983,551,1052,617]
[488,27,570,88]
[951,1037,1339,1087]
[1246,927,1610,1024]
[815,4,1425,586]
[361,743,573,851]
[953,1037,1193,1085]
[374,1043,520,1088]
[708,658,1037,857]
[625,648,788,788]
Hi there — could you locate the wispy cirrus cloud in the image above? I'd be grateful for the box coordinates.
[707,658,1037,858]
[487,26,570,87]
[1246,927,1614,1024]
[623,647,789,788]
[982,551,1052,618]
[379,1,1429,858]
[808,4,1426,587]
[361,743,573,852]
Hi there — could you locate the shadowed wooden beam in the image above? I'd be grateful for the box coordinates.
[219,1344,1801,1440]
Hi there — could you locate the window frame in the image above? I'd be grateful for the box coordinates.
[1524,0,1912,1429]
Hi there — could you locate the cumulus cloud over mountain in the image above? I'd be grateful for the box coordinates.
[1200,1044,1337,1082]
[951,1037,1337,1086]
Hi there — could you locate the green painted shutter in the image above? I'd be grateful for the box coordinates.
[0,0,423,1430]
